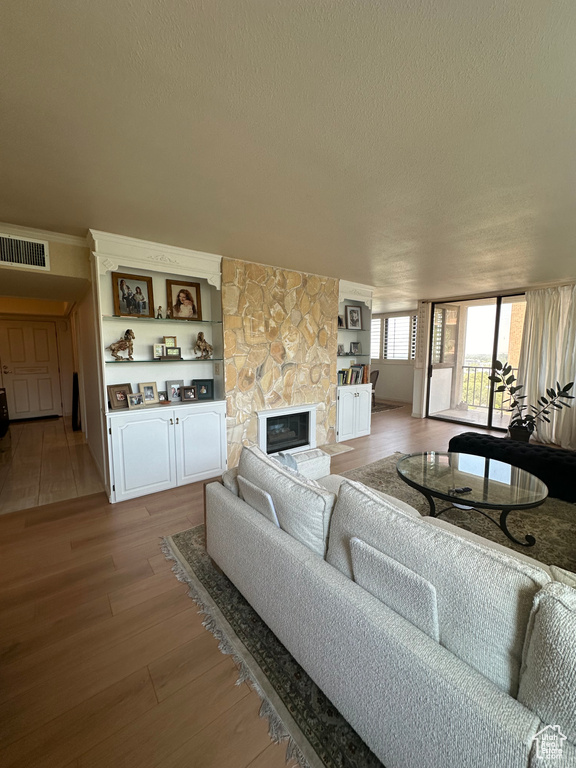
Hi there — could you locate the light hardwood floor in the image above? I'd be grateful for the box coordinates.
[0,406,499,768]
[0,418,103,516]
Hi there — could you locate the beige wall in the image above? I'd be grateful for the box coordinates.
[223,258,338,467]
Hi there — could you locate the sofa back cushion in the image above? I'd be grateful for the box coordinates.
[237,445,336,557]
[518,582,576,742]
[327,480,551,695]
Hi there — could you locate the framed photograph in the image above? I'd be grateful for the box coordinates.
[153,343,165,359]
[181,385,197,402]
[338,315,345,328]
[161,346,182,360]
[163,336,177,348]
[337,344,345,356]
[194,378,214,400]
[139,382,159,405]
[166,280,202,321]
[107,383,133,410]
[112,272,155,318]
[166,380,184,401]
[345,305,362,330]
[350,341,361,355]
[158,390,169,403]
[127,392,145,409]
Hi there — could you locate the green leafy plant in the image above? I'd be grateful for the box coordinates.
[489,361,574,433]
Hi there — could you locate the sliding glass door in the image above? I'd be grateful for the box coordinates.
[427,295,526,429]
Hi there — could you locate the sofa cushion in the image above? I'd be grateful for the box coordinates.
[550,565,576,588]
[327,480,551,695]
[237,445,337,557]
[277,448,331,480]
[350,537,439,641]
[222,467,239,495]
[238,475,280,527]
[518,582,576,743]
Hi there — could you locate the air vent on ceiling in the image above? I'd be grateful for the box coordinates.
[0,233,50,271]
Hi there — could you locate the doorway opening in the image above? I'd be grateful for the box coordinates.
[426,294,526,430]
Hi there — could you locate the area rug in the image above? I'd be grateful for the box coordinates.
[342,453,576,571]
[371,402,405,413]
[319,443,354,455]
[162,528,383,768]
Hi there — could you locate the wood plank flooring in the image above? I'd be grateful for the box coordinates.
[0,407,499,767]
[0,418,103,515]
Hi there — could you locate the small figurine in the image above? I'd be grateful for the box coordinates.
[156,306,163,319]
[107,329,135,361]
[193,331,213,359]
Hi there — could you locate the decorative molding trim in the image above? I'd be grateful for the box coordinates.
[89,230,222,288]
[0,222,88,248]
[339,279,374,309]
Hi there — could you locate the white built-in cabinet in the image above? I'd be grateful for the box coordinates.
[89,230,227,503]
[337,280,373,442]
[336,383,372,441]
[109,401,226,502]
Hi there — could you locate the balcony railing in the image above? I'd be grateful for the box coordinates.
[461,365,518,412]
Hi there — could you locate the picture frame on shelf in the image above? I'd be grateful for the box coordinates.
[111,272,155,318]
[338,315,345,328]
[153,343,166,359]
[166,280,203,321]
[167,380,184,401]
[163,336,177,348]
[158,390,169,403]
[337,344,345,356]
[107,383,133,410]
[345,305,362,330]
[193,378,214,400]
[127,392,145,409]
[161,346,182,360]
[139,382,159,405]
[181,385,197,402]
[350,341,361,355]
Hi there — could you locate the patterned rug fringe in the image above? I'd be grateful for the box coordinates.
[161,539,310,768]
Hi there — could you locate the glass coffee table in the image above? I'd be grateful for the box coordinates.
[396,452,548,547]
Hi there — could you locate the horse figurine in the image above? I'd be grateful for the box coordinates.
[193,331,213,359]
[107,329,135,361]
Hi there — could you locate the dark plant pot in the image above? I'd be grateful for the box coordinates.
[508,426,532,442]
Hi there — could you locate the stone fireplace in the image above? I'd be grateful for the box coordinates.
[257,403,318,455]
[222,258,338,467]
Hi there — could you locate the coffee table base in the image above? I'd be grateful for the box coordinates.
[422,491,536,548]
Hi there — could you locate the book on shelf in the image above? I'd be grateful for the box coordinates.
[338,364,370,386]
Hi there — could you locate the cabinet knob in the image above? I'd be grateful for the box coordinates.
[170,418,174,425]
[176,417,179,425]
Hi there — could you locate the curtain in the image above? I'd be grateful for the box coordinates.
[518,285,576,449]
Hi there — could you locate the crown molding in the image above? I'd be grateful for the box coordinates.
[0,222,88,248]
[89,230,223,288]
[339,279,374,309]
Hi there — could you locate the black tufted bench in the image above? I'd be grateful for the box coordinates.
[447,432,576,503]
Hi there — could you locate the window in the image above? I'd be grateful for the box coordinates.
[371,313,417,361]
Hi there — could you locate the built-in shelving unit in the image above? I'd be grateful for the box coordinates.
[89,229,227,503]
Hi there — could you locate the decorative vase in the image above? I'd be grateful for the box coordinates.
[508,426,531,442]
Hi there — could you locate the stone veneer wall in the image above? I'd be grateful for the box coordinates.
[222,258,338,467]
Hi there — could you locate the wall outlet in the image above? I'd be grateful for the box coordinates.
[214,363,221,375]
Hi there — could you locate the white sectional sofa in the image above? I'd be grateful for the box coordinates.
[205,446,576,768]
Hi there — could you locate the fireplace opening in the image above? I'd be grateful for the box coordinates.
[266,412,309,454]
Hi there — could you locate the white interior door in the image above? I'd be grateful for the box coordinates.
[0,320,63,419]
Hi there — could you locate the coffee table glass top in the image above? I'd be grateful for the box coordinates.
[396,452,548,509]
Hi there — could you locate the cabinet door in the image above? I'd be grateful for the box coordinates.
[110,410,176,501]
[337,388,357,442]
[355,387,372,437]
[175,403,227,485]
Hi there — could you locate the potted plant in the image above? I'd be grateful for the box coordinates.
[489,361,574,441]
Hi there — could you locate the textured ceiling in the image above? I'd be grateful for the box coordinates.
[1,1,575,311]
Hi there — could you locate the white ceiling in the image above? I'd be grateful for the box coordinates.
[1,1,575,312]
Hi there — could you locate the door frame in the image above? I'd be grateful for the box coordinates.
[425,292,524,431]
